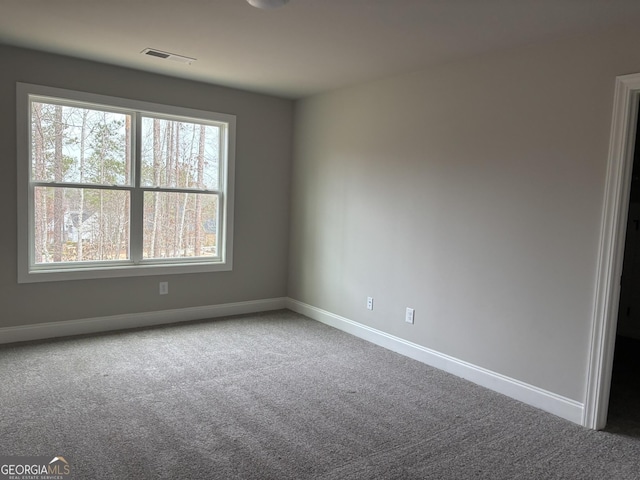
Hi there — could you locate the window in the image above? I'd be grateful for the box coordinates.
[17,83,235,282]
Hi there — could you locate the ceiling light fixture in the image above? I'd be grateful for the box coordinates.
[247,0,289,9]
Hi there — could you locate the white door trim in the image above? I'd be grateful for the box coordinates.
[584,73,640,429]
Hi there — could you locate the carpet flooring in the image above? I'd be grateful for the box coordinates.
[1,310,640,479]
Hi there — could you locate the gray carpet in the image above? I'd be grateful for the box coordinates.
[1,310,639,479]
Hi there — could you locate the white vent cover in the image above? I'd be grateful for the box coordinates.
[247,0,290,9]
[141,48,196,64]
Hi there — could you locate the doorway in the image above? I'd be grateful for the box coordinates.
[606,112,640,435]
[585,73,640,430]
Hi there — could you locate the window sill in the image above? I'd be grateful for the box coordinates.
[18,261,232,283]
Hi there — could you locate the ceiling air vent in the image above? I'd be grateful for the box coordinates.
[141,48,196,65]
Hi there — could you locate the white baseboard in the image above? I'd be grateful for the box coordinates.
[0,297,288,345]
[287,298,585,426]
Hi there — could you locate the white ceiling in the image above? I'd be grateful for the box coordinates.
[2,0,640,99]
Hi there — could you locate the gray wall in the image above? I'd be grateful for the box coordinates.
[0,45,293,328]
[288,26,640,402]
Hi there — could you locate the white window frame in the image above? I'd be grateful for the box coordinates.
[17,83,235,283]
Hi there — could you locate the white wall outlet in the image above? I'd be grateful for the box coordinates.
[405,307,415,324]
[159,282,169,295]
[367,296,374,310]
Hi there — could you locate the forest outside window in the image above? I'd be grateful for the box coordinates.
[17,83,236,282]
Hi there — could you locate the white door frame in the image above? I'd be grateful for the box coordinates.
[584,73,640,430]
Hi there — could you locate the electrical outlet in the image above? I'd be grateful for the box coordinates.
[159,282,169,295]
[405,307,415,324]
[367,296,374,310]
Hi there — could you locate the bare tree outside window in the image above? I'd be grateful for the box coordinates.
[30,102,222,265]
[31,102,130,263]
[140,117,220,259]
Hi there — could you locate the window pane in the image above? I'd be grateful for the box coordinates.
[140,117,220,190]
[33,187,130,264]
[31,102,131,186]
[143,191,218,259]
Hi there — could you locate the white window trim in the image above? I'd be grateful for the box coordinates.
[17,83,236,283]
